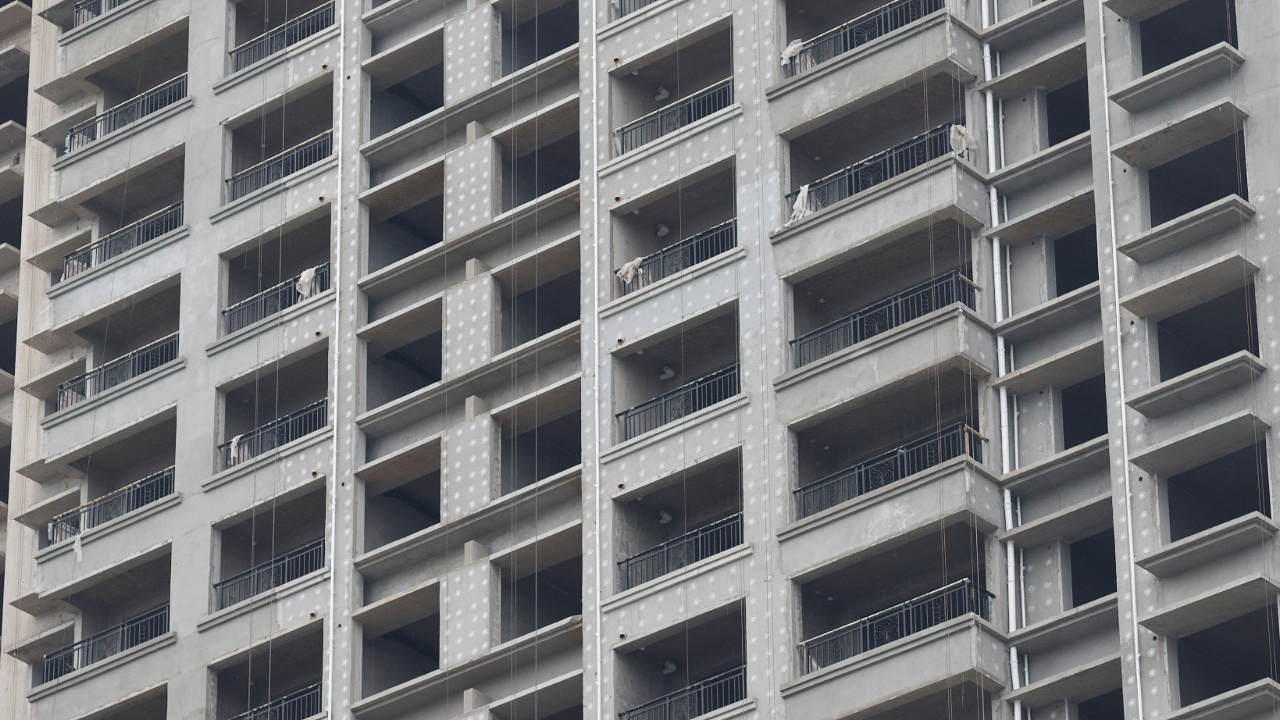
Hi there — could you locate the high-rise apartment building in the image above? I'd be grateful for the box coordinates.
[0,0,1273,718]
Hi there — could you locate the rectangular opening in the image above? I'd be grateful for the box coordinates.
[0,76,28,128]
[366,330,442,411]
[499,268,579,352]
[220,350,329,468]
[1078,690,1125,720]
[370,65,443,141]
[1060,374,1107,450]
[1069,529,1117,608]
[1176,606,1276,708]
[0,198,20,251]
[1046,77,1090,147]
[501,0,578,76]
[361,602,440,698]
[1165,442,1269,543]
[1053,225,1098,297]
[500,410,580,494]
[0,317,15,376]
[216,489,326,611]
[1140,0,1236,75]
[368,195,444,274]
[227,85,332,201]
[500,131,579,212]
[500,555,581,642]
[224,217,330,334]
[215,627,323,720]
[1156,284,1257,382]
[364,470,441,552]
[1148,132,1247,228]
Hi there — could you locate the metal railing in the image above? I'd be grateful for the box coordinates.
[616,0,658,19]
[617,364,739,441]
[48,467,175,545]
[786,122,954,216]
[619,514,743,590]
[71,0,133,27]
[66,74,188,153]
[229,682,323,720]
[618,79,734,154]
[784,0,946,78]
[617,219,737,295]
[796,422,982,519]
[214,538,325,610]
[61,201,184,282]
[621,666,746,720]
[56,333,179,410]
[228,131,333,201]
[218,399,328,470]
[231,2,336,71]
[224,263,331,334]
[42,604,169,684]
[800,579,993,674]
[791,270,976,367]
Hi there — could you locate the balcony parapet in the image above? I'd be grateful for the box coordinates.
[621,666,746,720]
[48,466,175,544]
[65,74,187,154]
[60,201,183,283]
[227,131,333,201]
[618,513,743,591]
[229,683,323,720]
[41,604,169,684]
[617,219,737,296]
[224,263,331,335]
[218,398,329,470]
[231,2,335,72]
[616,364,740,442]
[783,0,945,79]
[56,332,178,410]
[214,538,325,610]
[616,79,733,155]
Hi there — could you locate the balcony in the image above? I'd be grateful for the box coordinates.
[231,1,335,73]
[784,0,945,78]
[228,131,333,202]
[65,74,187,154]
[60,201,183,282]
[617,364,740,442]
[615,0,658,19]
[792,269,975,367]
[617,220,737,296]
[617,79,733,155]
[219,398,328,470]
[215,538,325,610]
[47,466,174,544]
[622,666,746,720]
[224,263,330,334]
[56,332,178,410]
[619,513,743,591]
[42,604,169,684]
[71,0,132,28]
[230,683,322,720]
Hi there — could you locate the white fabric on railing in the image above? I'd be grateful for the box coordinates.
[788,184,811,224]
[616,257,645,285]
[950,124,977,159]
[296,266,318,298]
[780,39,804,65]
[228,434,243,466]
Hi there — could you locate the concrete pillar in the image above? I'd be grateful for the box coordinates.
[444,136,501,241]
[444,272,499,378]
[443,3,501,107]
[1016,387,1063,467]
[440,410,499,522]
[440,558,500,668]
[1022,539,1072,625]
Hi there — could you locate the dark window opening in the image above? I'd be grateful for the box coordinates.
[0,78,27,128]
[0,318,14,376]
[502,132,579,212]
[370,64,443,140]
[616,604,745,719]
[1156,284,1257,382]
[368,195,443,274]
[1046,77,1090,146]
[366,332,443,410]
[501,269,579,351]
[0,445,9,505]
[1177,606,1277,708]
[362,611,440,697]
[1148,132,1246,228]
[0,197,20,251]
[501,410,581,494]
[500,555,582,641]
[225,216,330,333]
[1061,374,1107,450]
[364,471,440,552]
[1167,443,1269,542]
[502,0,577,75]
[1070,529,1117,608]
[216,628,323,720]
[1053,225,1098,297]
[1078,689,1125,720]
[1140,0,1236,75]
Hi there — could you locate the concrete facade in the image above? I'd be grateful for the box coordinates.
[1,0,1278,719]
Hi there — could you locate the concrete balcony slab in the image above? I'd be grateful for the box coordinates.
[1003,491,1112,547]
[982,38,1086,100]
[1140,572,1279,637]
[43,0,187,103]
[1166,679,1280,720]
[41,361,184,461]
[992,337,1103,395]
[1003,653,1121,708]
[1131,410,1269,477]
[1119,195,1255,264]
[1120,251,1257,320]
[53,97,192,200]
[1112,98,1247,169]
[987,188,1094,245]
[1110,43,1244,114]
[1127,351,1264,418]
[1137,512,1277,579]
[603,544,751,628]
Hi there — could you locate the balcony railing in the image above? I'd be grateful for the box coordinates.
[791,269,976,367]
[42,604,169,684]
[66,74,188,153]
[615,0,658,19]
[61,201,184,282]
[48,467,175,545]
[786,122,954,217]
[231,2,336,72]
[618,79,734,154]
[224,263,331,334]
[617,219,737,296]
[218,399,328,470]
[621,666,746,720]
[796,422,982,519]
[228,131,333,201]
[215,538,325,610]
[71,0,133,27]
[617,364,740,441]
[56,332,179,410]
[229,682,323,720]
[784,0,946,78]
[799,579,993,673]
[619,513,743,590]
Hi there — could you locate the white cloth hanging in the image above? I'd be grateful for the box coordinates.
[780,39,805,66]
[296,266,318,298]
[950,124,978,159]
[789,184,811,224]
[616,257,645,285]
[228,434,244,466]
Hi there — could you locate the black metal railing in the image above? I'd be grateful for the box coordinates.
[66,74,188,153]
[617,364,740,441]
[61,201,184,282]
[224,263,331,334]
[796,422,982,519]
[218,399,328,470]
[619,514,743,590]
[48,467,175,545]
[228,682,323,720]
[619,79,734,154]
[231,2,336,71]
[228,131,333,201]
[616,0,658,19]
[56,333,179,410]
[71,0,133,27]
[786,122,954,217]
[618,219,737,295]
[791,270,976,367]
[214,538,325,610]
[784,0,946,78]
[42,604,169,684]
[621,666,746,720]
[800,579,993,674]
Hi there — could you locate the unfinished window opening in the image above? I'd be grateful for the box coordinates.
[501,410,581,494]
[1165,443,1268,543]
[1156,284,1257,382]
[370,64,443,141]
[500,0,577,76]
[215,627,323,720]
[231,0,335,72]
[361,601,440,697]
[616,451,743,591]
[220,349,329,469]
[612,163,736,296]
[1060,374,1107,450]
[0,445,9,506]
[1045,77,1090,147]
[227,85,332,202]
[1148,132,1246,227]
[500,131,579,212]
[1077,690,1125,720]
[499,268,579,352]
[500,555,582,642]
[224,217,330,334]
[215,489,326,611]
[0,75,27,128]
[1176,606,1276,708]
[798,524,989,674]
[366,325,442,412]
[0,198,20,252]
[1053,225,1098,297]
[782,0,944,78]
[0,317,14,376]
[364,469,440,552]
[1140,0,1236,75]
[368,195,444,274]
[615,603,746,720]
[1069,529,1117,608]
[68,30,188,155]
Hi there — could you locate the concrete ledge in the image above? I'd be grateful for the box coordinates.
[51,96,192,173]
[1008,594,1118,654]
[202,428,333,492]
[992,337,1103,394]
[602,544,752,613]
[209,157,337,226]
[1130,410,1268,476]
[352,577,441,638]
[1112,98,1247,169]
[212,28,338,96]
[1118,194,1255,264]
[1000,435,1109,495]
[598,103,742,178]
[46,226,189,299]
[1136,513,1277,579]
[1120,251,1256,320]
[988,131,1091,193]
[600,393,749,467]
[982,38,1086,100]
[1110,42,1244,114]
[1140,573,1279,637]
[1002,652,1121,707]
[1127,351,1264,418]
[55,0,153,46]
[986,188,1094,245]
[997,281,1100,344]
[1165,679,1280,720]
[1002,491,1112,547]
[26,631,176,701]
[205,289,335,357]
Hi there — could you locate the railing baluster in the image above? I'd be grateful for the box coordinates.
[217,398,328,470]
[60,202,184,283]
[617,219,737,295]
[617,80,734,154]
[66,75,188,153]
[223,263,331,334]
[48,467,176,544]
[42,605,169,684]
[620,666,746,720]
[618,514,744,590]
[231,2,335,71]
[227,132,333,201]
[56,333,179,410]
[616,364,740,441]
[213,539,326,610]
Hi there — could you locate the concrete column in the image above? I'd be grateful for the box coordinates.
[444,136,501,241]
[1016,387,1063,467]
[440,556,500,667]
[443,3,501,107]
[440,410,499,522]
[1022,539,1072,625]
[443,271,499,378]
